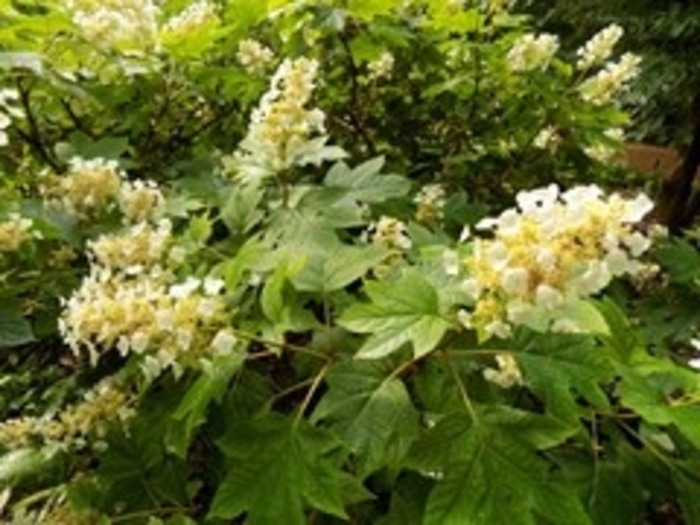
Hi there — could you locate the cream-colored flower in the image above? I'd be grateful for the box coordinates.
[0,376,133,450]
[369,216,412,251]
[65,0,160,52]
[461,184,654,338]
[483,353,522,388]
[236,39,275,74]
[368,52,395,81]
[88,219,172,271]
[580,53,641,105]
[415,184,446,224]
[532,126,561,151]
[577,24,624,70]
[507,33,559,72]
[0,214,33,254]
[55,157,123,219]
[235,57,345,177]
[118,179,164,223]
[162,0,218,38]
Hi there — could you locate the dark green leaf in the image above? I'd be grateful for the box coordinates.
[424,427,591,525]
[210,415,364,523]
[0,304,35,348]
[514,331,613,419]
[165,352,245,458]
[313,360,419,476]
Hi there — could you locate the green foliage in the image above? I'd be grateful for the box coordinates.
[0,1,699,524]
[528,0,700,145]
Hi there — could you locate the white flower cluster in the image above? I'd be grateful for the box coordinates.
[162,0,218,38]
[0,376,133,450]
[50,157,164,222]
[369,216,412,252]
[532,126,561,152]
[414,184,446,224]
[236,39,275,74]
[576,24,624,71]
[65,0,160,52]
[87,219,172,273]
[368,52,395,81]
[483,353,523,389]
[365,216,412,277]
[460,184,654,339]
[579,52,641,105]
[507,33,559,72]
[60,222,235,376]
[0,88,22,147]
[54,157,123,218]
[0,214,34,255]
[118,179,165,224]
[236,57,344,176]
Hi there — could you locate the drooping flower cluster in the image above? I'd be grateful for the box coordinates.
[236,57,344,177]
[65,0,160,52]
[162,0,218,38]
[579,53,641,105]
[506,33,559,72]
[0,214,34,255]
[460,184,654,339]
[414,184,446,224]
[0,376,133,450]
[236,39,275,74]
[0,88,22,147]
[576,24,624,70]
[60,220,235,376]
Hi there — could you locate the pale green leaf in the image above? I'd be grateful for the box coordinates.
[340,269,452,359]
[292,244,386,293]
[323,157,411,204]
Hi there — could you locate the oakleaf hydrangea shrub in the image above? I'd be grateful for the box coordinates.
[0,1,698,523]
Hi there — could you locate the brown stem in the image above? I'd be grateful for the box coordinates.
[654,90,700,231]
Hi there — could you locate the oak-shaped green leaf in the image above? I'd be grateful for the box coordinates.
[165,352,245,458]
[654,238,700,283]
[423,427,590,525]
[209,415,365,524]
[312,360,419,476]
[292,244,386,293]
[514,331,614,420]
[339,270,452,359]
[616,352,700,449]
[323,157,411,204]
